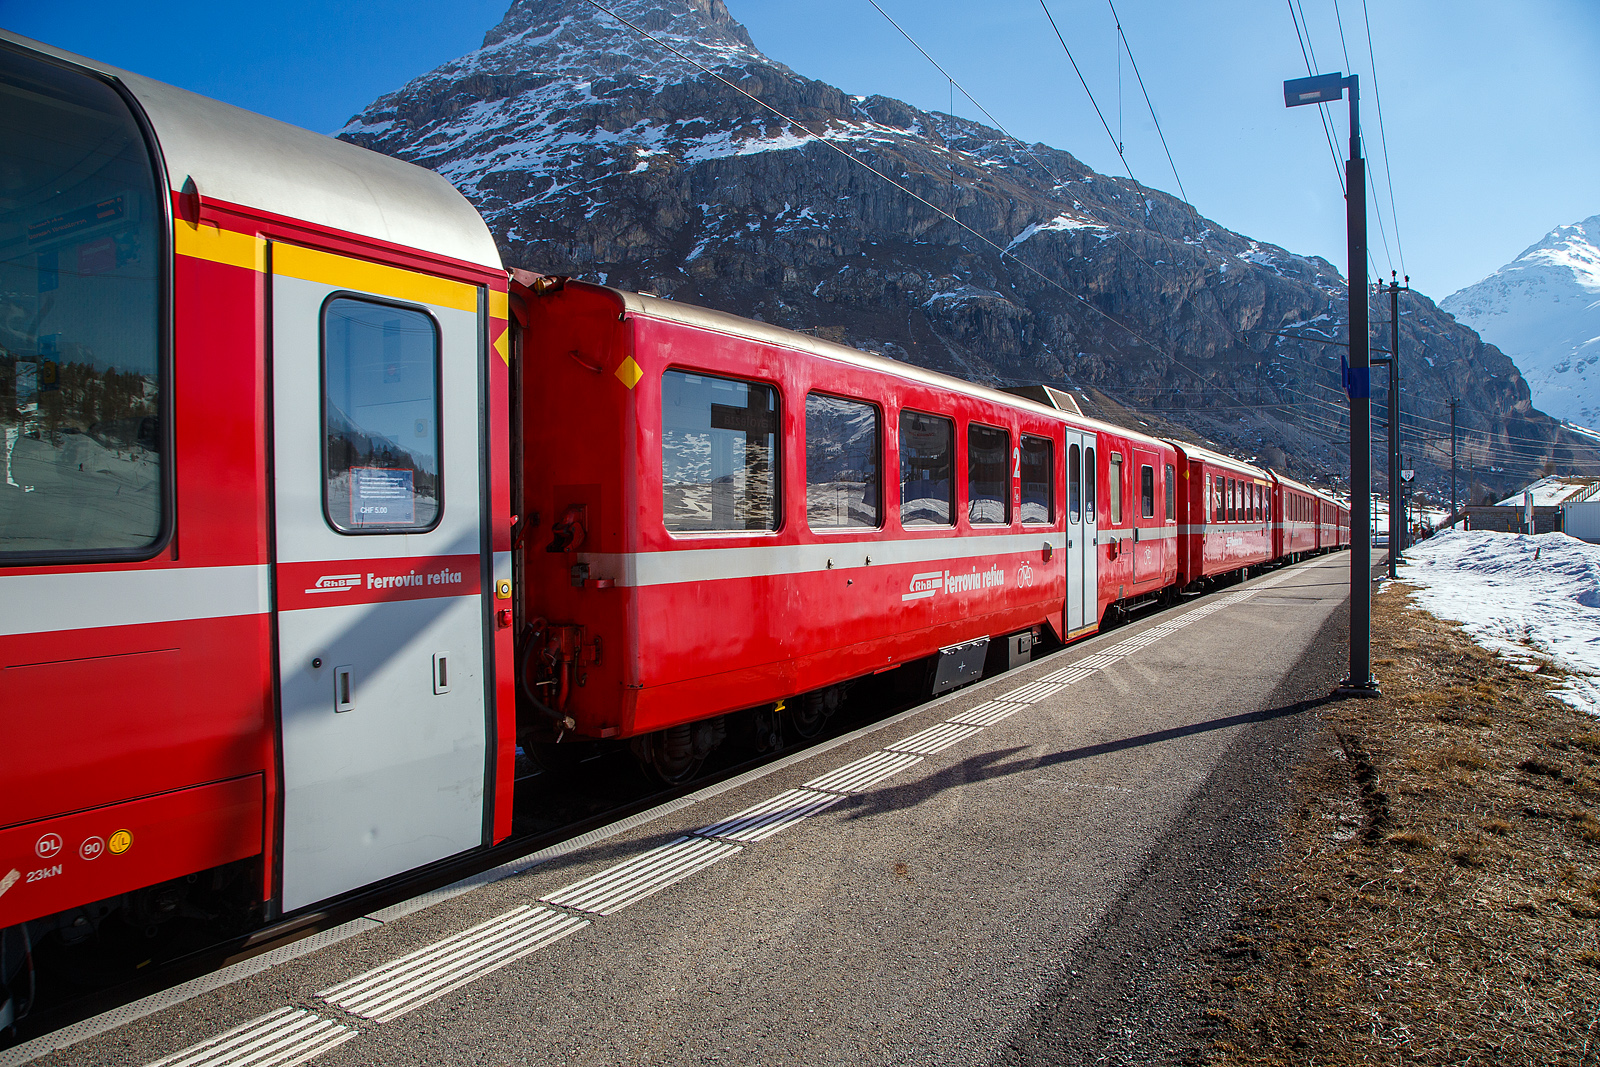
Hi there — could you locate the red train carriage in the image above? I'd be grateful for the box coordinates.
[1172,443,1275,589]
[1271,471,1322,561]
[514,279,1100,780]
[1080,420,1178,620]
[0,30,514,962]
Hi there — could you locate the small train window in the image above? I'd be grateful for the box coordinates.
[1140,464,1155,519]
[1213,476,1224,524]
[967,423,1009,525]
[1165,464,1176,522]
[806,393,879,530]
[661,370,779,533]
[1068,443,1081,524]
[900,410,953,526]
[1108,452,1123,525]
[1084,446,1096,522]
[1021,434,1053,524]
[323,298,441,534]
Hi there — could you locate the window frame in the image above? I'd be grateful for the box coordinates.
[898,408,956,528]
[804,390,882,532]
[1084,446,1096,522]
[1108,451,1124,525]
[1019,432,1054,525]
[1068,442,1081,524]
[320,292,446,536]
[1164,464,1176,522]
[1140,463,1155,520]
[659,366,783,536]
[0,42,175,568]
[966,421,1010,526]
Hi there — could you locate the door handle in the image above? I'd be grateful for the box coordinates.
[433,652,451,695]
[334,665,354,712]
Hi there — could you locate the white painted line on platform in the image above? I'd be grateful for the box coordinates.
[540,835,742,916]
[946,701,1029,727]
[1074,652,1124,670]
[318,906,586,1024]
[885,721,985,755]
[144,1007,354,1067]
[1037,665,1095,686]
[694,788,845,843]
[803,750,925,794]
[995,680,1067,704]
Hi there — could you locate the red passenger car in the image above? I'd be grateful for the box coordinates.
[0,32,515,956]
[515,280,1092,781]
[1173,444,1275,589]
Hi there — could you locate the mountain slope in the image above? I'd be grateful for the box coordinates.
[338,0,1599,495]
[1442,216,1600,429]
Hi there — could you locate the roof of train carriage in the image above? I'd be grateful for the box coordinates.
[547,281,1178,450]
[2,31,501,270]
[1167,440,1269,478]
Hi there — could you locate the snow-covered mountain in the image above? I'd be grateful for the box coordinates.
[1442,216,1600,428]
[336,0,1599,493]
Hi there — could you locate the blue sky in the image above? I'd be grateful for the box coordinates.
[5,0,1596,300]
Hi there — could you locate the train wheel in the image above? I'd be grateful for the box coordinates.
[789,686,843,741]
[637,726,702,785]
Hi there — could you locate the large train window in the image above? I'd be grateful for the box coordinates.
[1107,452,1123,524]
[0,47,165,560]
[1021,434,1053,524]
[1165,464,1176,521]
[806,392,879,529]
[1140,464,1155,519]
[1084,446,1096,522]
[1227,478,1236,522]
[1068,443,1081,523]
[900,410,953,526]
[1213,476,1224,523]
[661,370,779,533]
[323,298,441,533]
[967,423,1009,525]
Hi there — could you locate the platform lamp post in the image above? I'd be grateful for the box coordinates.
[1284,71,1379,697]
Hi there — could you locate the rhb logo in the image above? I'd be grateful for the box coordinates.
[305,573,362,595]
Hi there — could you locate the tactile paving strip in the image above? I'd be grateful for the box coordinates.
[540,835,742,915]
[802,750,924,794]
[946,701,1029,727]
[885,721,984,755]
[318,906,586,1023]
[144,1007,354,1067]
[694,788,844,842]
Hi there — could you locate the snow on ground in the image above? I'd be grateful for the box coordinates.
[1396,528,1600,716]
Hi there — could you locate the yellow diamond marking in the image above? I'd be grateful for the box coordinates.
[615,356,643,389]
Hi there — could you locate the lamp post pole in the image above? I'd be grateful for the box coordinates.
[1387,274,1405,572]
[1285,71,1378,696]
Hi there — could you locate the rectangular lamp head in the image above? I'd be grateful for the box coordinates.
[1284,72,1345,107]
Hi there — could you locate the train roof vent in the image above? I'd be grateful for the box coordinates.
[1000,384,1083,416]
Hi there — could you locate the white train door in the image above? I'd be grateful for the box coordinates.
[1065,431,1099,634]
[270,243,489,913]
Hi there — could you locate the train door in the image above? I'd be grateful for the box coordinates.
[270,242,490,912]
[1132,448,1161,583]
[1064,431,1098,632]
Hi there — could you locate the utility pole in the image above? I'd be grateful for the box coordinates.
[1381,273,1406,576]
[1284,70,1377,697]
[1450,397,1459,523]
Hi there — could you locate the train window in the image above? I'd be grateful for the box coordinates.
[900,410,953,526]
[661,370,779,533]
[1140,464,1155,519]
[1165,464,1175,521]
[1021,434,1053,524]
[967,423,1009,525]
[1213,476,1224,524]
[1084,446,1096,522]
[324,298,442,533]
[1068,443,1081,523]
[806,393,879,529]
[0,49,166,560]
[1108,452,1123,524]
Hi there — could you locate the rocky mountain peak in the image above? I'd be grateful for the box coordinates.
[338,2,1599,495]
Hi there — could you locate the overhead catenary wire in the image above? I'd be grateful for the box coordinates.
[1332,0,1394,277]
[1108,0,1189,205]
[1036,0,1134,180]
[1361,0,1408,280]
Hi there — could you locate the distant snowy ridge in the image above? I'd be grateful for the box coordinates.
[1442,215,1600,428]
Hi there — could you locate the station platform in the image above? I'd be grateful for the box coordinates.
[11,553,1352,1067]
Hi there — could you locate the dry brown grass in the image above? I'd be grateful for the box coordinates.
[1198,582,1600,1066]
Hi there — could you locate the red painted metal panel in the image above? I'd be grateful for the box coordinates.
[0,775,263,928]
